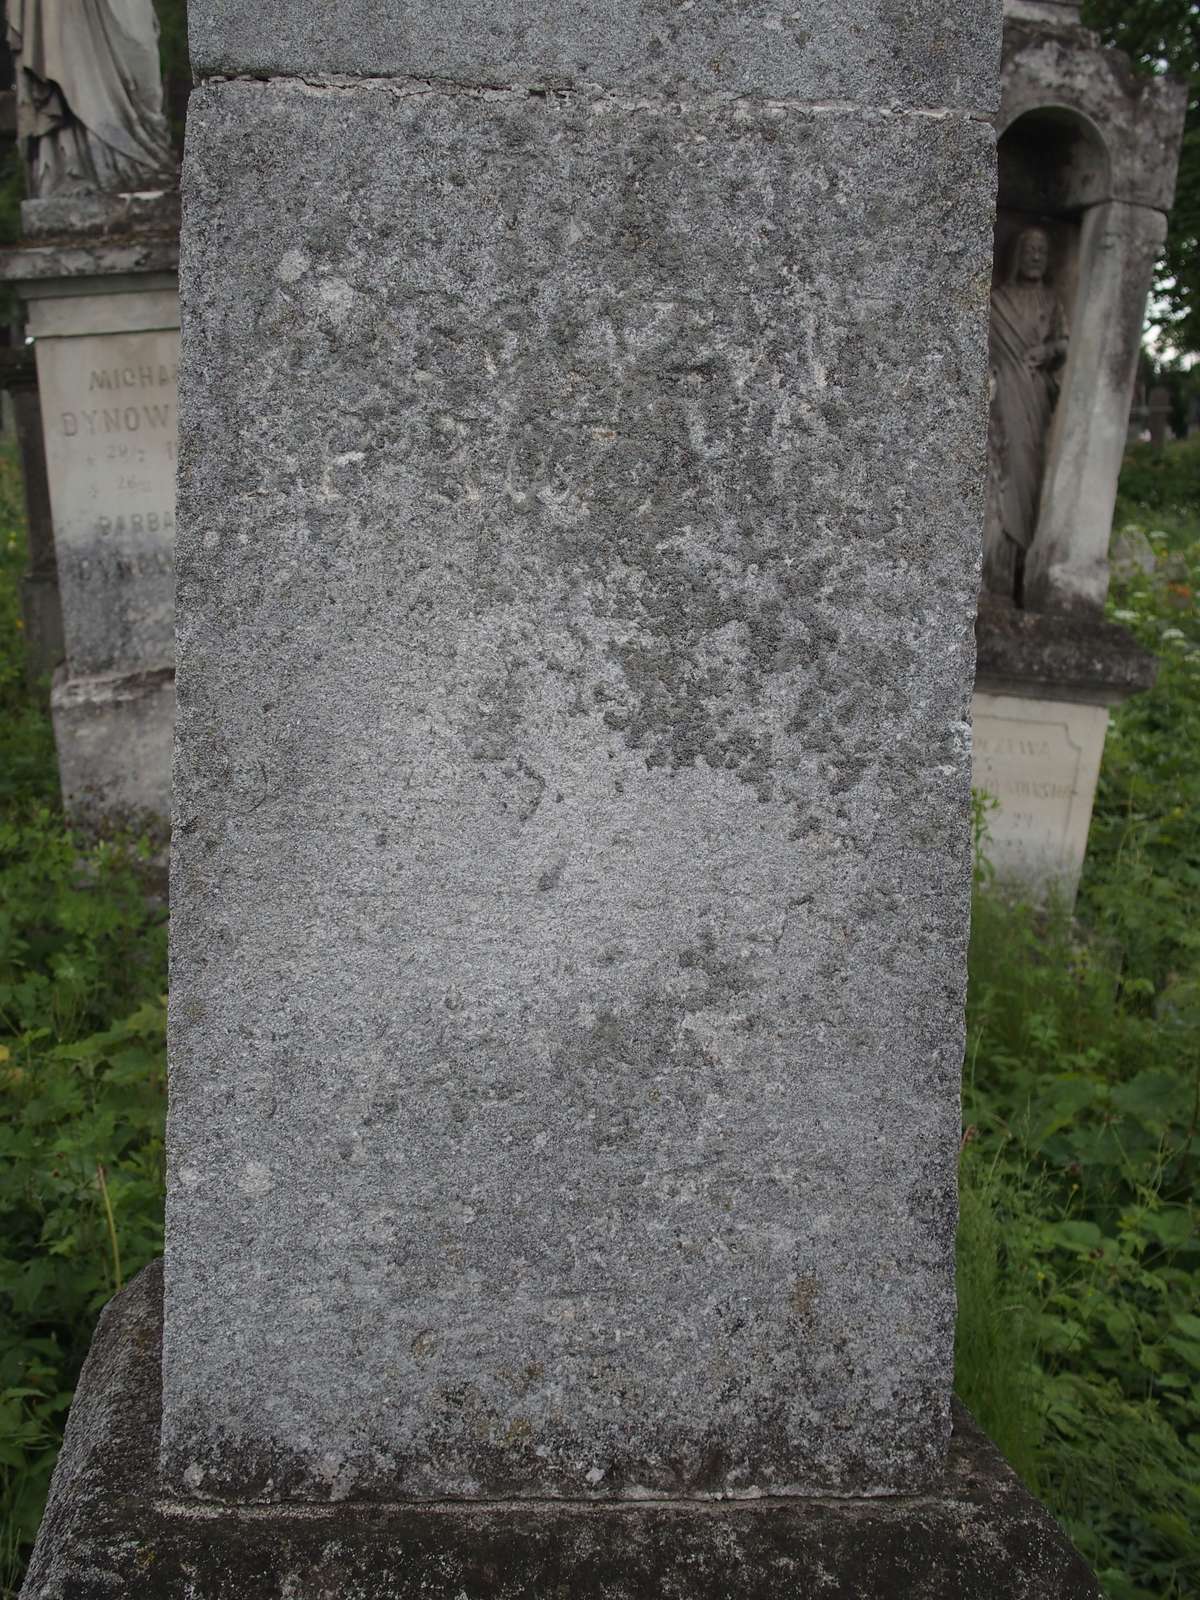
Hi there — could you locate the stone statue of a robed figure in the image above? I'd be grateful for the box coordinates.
[984,226,1069,602]
[6,0,175,197]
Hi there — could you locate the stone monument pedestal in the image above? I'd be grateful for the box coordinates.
[0,194,179,837]
[22,1263,1102,1600]
[971,598,1156,898]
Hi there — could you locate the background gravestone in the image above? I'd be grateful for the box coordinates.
[1148,385,1172,452]
[0,0,180,838]
[19,3,1103,1595]
[970,0,1181,900]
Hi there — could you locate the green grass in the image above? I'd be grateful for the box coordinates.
[955,450,1200,1599]
[0,438,1198,1595]
[1114,436,1200,532]
[0,446,167,1597]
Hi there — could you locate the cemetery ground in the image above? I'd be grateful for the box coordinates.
[0,443,1196,1599]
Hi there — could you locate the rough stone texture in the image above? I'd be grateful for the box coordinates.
[975,597,1158,704]
[165,72,994,1504]
[187,0,1003,109]
[21,1262,1104,1600]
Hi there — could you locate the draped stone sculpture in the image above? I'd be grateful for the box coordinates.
[6,0,174,197]
[983,226,1069,601]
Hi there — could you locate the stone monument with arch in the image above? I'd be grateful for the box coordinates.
[971,0,1185,899]
[0,0,180,842]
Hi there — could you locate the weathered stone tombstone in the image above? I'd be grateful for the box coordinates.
[972,0,1182,900]
[1148,385,1172,451]
[1127,373,1150,444]
[0,0,179,838]
[21,4,1103,1595]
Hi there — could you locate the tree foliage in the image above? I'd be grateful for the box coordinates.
[1080,0,1200,356]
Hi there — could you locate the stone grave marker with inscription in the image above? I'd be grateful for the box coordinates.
[35,299,178,676]
[20,3,1103,1596]
[972,696,1107,894]
[0,0,179,837]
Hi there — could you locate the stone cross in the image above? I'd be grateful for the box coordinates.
[16,2,1106,1594]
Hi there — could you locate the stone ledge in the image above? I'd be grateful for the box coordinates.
[20,190,181,242]
[0,187,180,286]
[22,1262,1102,1599]
[0,240,180,283]
[975,596,1158,706]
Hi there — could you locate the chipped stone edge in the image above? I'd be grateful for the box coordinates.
[195,72,997,126]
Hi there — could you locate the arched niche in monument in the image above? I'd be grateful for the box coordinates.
[984,106,1110,605]
[986,9,1185,615]
[970,6,1181,906]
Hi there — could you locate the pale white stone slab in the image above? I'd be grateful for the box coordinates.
[33,286,179,675]
[971,691,1109,899]
[26,287,179,339]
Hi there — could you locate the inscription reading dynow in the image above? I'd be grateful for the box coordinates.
[60,361,177,541]
[62,357,176,438]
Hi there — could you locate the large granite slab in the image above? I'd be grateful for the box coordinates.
[164,72,994,1505]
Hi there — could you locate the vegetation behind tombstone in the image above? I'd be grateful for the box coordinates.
[958,452,1200,1600]
[0,446,167,1593]
[1081,0,1200,357]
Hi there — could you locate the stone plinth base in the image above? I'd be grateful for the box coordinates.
[972,599,1157,901]
[22,1263,1101,1600]
[51,666,174,840]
